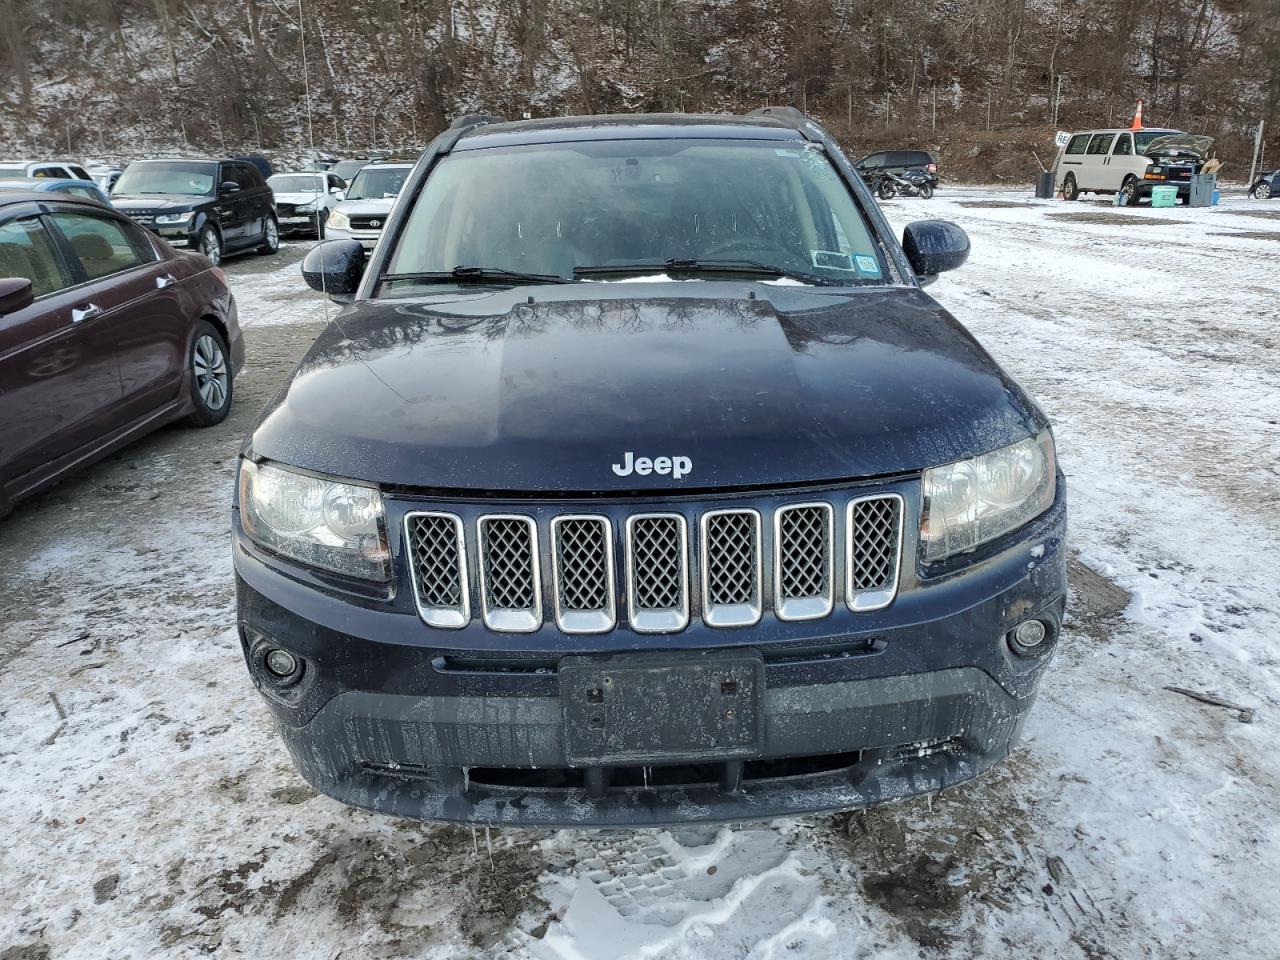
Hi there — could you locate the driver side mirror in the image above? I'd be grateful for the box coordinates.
[0,277,34,315]
[302,239,366,302]
[331,189,345,200]
[901,220,970,286]
[219,181,241,195]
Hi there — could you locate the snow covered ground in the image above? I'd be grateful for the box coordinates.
[1,190,1278,959]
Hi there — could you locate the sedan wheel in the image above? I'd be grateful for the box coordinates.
[198,227,221,266]
[186,321,233,427]
[1254,181,1272,200]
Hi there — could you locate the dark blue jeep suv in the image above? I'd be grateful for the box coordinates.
[233,108,1066,826]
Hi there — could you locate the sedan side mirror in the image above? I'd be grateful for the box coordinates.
[219,181,241,195]
[902,220,970,285]
[302,239,366,302]
[0,277,34,315]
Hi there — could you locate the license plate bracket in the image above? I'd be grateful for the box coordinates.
[560,652,763,766]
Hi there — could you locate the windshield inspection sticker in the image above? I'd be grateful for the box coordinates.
[855,255,881,275]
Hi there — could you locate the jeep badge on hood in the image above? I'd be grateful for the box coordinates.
[612,451,693,480]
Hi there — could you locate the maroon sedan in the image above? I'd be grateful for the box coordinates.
[0,191,244,516]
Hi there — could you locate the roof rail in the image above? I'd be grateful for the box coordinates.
[449,113,505,131]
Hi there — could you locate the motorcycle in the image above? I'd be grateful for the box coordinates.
[873,169,934,200]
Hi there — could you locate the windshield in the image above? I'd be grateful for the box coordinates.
[0,165,28,179]
[269,174,325,193]
[1134,131,1183,152]
[331,160,366,181]
[386,140,885,286]
[346,167,409,201]
[114,161,216,196]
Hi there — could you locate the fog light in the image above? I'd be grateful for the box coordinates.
[264,648,299,678]
[1013,619,1048,650]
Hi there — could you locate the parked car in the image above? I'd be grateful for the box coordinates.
[0,191,243,516]
[1052,128,1212,204]
[93,169,124,194]
[0,160,95,182]
[0,177,113,206]
[111,158,278,266]
[1249,169,1278,200]
[267,171,347,238]
[235,154,274,180]
[323,162,412,249]
[234,109,1065,827]
[854,149,939,191]
[329,158,370,185]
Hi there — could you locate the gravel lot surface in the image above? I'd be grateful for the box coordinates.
[2,189,1277,959]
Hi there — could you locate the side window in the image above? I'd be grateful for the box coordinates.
[1065,135,1090,155]
[328,175,345,191]
[235,164,263,189]
[117,217,161,263]
[1087,134,1115,155]
[861,154,883,170]
[0,216,72,299]
[1112,134,1133,156]
[68,165,92,181]
[49,212,144,281]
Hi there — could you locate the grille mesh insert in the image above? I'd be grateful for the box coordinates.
[705,511,758,606]
[630,517,685,610]
[480,517,538,611]
[407,514,464,610]
[778,506,830,600]
[555,518,610,611]
[850,497,902,592]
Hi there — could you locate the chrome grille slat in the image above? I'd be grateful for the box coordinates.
[774,503,833,622]
[846,494,904,612]
[626,514,689,633]
[404,512,469,628]
[552,516,616,634]
[478,515,541,632]
[701,509,762,627]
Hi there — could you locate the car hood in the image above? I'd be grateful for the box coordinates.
[1143,134,1214,159]
[111,194,207,211]
[334,197,396,216]
[249,284,1048,492]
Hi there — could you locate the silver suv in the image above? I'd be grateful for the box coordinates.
[324,162,412,250]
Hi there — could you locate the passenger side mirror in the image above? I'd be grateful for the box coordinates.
[901,220,970,285]
[219,181,241,195]
[302,239,366,301]
[332,189,346,201]
[0,277,34,315]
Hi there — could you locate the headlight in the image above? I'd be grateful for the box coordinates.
[328,210,350,230]
[238,460,390,581]
[295,201,317,213]
[920,430,1056,562]
[155,211,193,224]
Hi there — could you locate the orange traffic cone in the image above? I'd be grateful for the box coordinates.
[1130,98,1144,130]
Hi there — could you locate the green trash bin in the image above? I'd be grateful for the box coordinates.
[1151,185,1179,208]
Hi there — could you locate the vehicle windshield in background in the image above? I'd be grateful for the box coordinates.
[269,174,325,193]
[1133,130,1183,152]
[331,160,366,182]
[114,161,216,196]
[0,165,29,179]
[345,167,408,200]
[386,140,884,286]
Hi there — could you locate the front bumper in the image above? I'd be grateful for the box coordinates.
[235,483,1066,826]
[278,212,323,235]
[324,223,382,249]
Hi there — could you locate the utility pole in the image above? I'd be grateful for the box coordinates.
[1052,74,1063,126]
[931,87,936,131]
[298,0,315,155]
[1248,120,1265,187]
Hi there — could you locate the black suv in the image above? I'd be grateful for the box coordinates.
[235,109,1065,827]
[112,159,279,266]
[854,149,939,188]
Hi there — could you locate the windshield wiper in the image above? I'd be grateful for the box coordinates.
[380,266,575,287]
[573,257,860,286]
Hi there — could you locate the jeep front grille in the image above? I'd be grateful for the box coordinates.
[478,515,541,632]
[405,512,469,628]
[701,509,762,627]
[626,514,689,633]
[552,516,615,634]
[402,492,904,633]
[774,503,833,621]
[846,494,903,611]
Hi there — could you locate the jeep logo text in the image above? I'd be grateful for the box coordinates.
[612,451,692,480]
